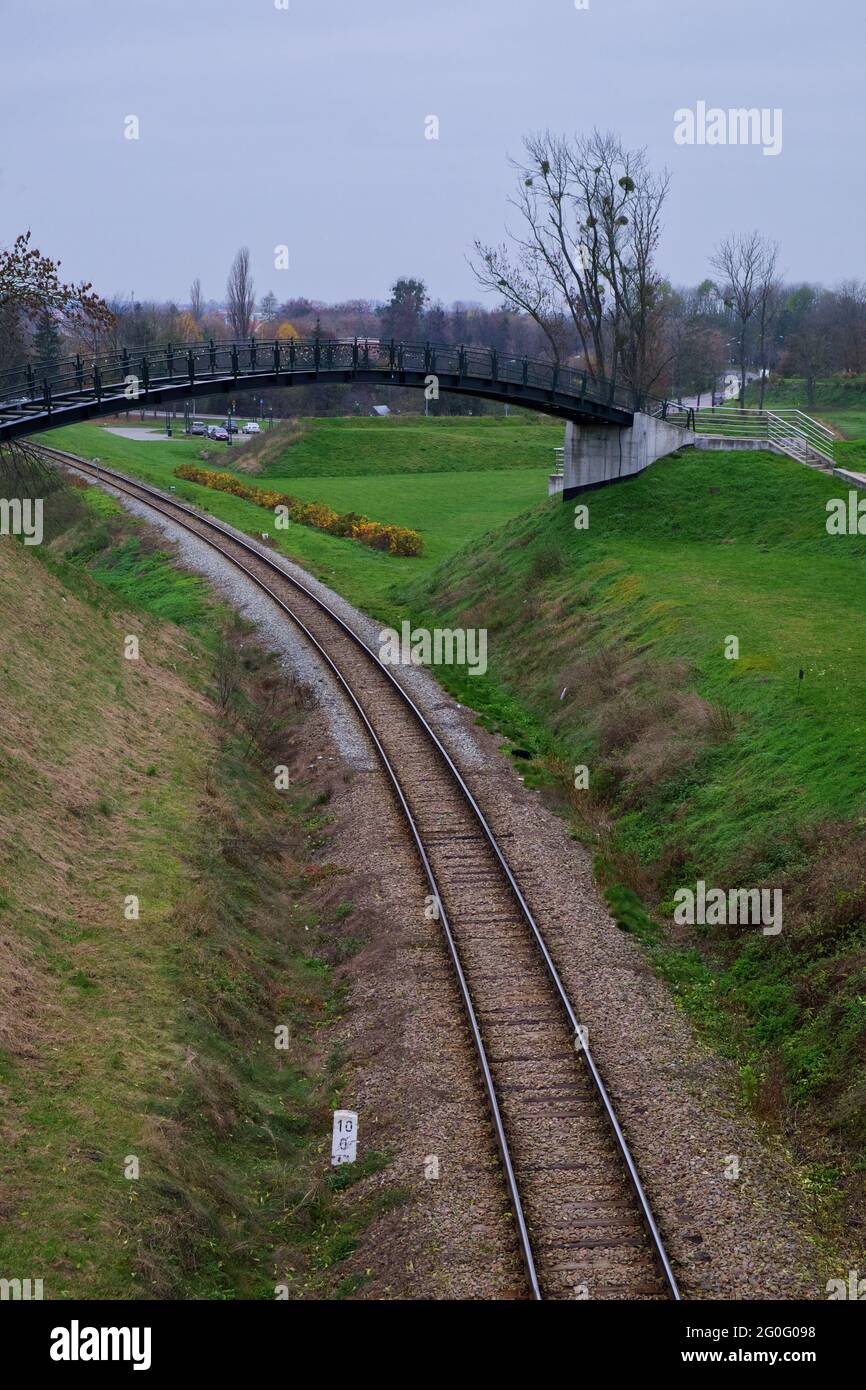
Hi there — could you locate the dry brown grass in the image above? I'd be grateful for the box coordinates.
[0,933,46,1058]
[781,820,866,934]
[541,643,741,899]
[0,530,217,1284]
[553,642,730,813]
[236,419,309,473]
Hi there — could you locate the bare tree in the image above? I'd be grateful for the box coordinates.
[711,231,778,406]
[0,232,114,482]
[470,240,568,363]
[0,301,28,373]
[0,436,61,494]
[190,277,204,323]
[832,280,866,375]
[226,247,255,340]
[472,129,670,395]
[786,289,832,409]
[755,245,781,408]
[668,306,727,407]
[0,231,113,331]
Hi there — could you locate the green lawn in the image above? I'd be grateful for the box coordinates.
[414,448,866,866]
[252,414,563,478]
[820,409,866,440]
[834,439,866,472]
[38,420,554,618]
[63,413,562,476]
[744,377,866,440]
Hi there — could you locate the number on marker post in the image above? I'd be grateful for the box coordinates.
[331,1109,358,1166]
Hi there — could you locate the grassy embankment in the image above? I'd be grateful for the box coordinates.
[38,416,559,617]
[0,480,399,1298]
[406,446,866,1203]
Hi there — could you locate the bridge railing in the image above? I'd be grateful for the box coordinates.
[0,336,683,426]
[656,401,696,430]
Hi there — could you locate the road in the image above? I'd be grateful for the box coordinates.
[678,370,765,410]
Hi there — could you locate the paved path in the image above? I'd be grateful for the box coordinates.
[104,427,181,441]
[678,370,765,411]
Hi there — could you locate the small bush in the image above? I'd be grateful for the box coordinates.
[530,543,567,581]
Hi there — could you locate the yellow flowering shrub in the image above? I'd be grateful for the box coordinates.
[175,464,423,556]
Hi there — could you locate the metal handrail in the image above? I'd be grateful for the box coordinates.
[689,405,835,465]
[0,336,687,427]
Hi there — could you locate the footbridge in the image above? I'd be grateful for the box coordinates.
[0,336,695,491]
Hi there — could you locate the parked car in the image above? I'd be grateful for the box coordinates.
[190,421,206,436]
[242,421,261,434]
[221,419,239,434]
[208,425,229,441]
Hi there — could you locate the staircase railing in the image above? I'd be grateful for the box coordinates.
[688,406,836,466]
[767,409,836,464]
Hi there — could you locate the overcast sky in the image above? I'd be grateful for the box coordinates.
[1,0,862,308]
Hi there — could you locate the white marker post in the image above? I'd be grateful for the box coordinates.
[331,1110,358,1166]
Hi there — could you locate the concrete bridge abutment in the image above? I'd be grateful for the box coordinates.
[552,412,694,500]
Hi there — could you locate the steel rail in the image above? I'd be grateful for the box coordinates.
[41,443,680,1301]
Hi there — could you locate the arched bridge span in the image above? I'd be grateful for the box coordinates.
[0,338,690,441]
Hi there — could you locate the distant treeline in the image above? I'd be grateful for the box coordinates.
[5,261,866,419]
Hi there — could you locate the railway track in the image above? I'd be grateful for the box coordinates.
[43,443,681,1302]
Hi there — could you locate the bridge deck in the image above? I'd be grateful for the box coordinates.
[0,338,684,441]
